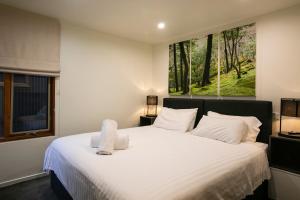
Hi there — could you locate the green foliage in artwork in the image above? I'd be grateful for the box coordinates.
[191,82,217,96]
[219,64,255,96]
[190,35,218,95]
[169,23,256,97]
[219,23,256,96]
[169,40,191,95]
[191,63,255,96]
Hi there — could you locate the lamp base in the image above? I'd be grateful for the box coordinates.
[288,131,300,135]
[279,131,300,139]
[146,114,157,117]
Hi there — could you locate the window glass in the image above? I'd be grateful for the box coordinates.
[0,73,3,137]
[12,74,49,133]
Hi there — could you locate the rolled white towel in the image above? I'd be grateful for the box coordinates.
[91,132,129,150]
[114,133,129,150]
[96,119,118,155]
[90,134,101,148]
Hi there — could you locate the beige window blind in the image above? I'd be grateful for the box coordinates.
[0,4,60,76]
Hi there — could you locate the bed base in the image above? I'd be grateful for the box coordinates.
[50,171,72,200]
[50,170,269,200]
[244,180,269,200]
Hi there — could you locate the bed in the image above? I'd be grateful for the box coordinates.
[44,98,273,200]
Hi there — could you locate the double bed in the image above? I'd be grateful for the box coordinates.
[44,98,273,200]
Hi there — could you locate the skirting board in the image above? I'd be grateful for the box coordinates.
[0,172,47,188]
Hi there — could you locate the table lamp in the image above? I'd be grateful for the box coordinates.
[279,98,300,138]
[146,95,158,117]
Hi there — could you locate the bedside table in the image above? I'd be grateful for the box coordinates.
[269,135,300,200]
[139,116,156,126]
[270,135,300,173]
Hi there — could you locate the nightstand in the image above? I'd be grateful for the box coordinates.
[270,135,300,173]
[269,135,300,200]
[139,116,156,126]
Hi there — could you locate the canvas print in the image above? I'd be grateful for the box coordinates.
[190,35,218,96]
[168,23,256,96]
[219,23,256,96]
[168,40,190,95]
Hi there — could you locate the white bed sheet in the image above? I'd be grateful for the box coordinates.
[44,126,270,200]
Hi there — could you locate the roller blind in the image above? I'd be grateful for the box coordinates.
[0,4,60,76]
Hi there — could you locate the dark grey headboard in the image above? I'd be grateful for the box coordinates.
[163,98,273,144]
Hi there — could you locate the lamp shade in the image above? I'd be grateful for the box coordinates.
[147,95,158,105]
[281,98,300,117]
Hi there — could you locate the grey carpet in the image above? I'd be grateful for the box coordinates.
[0,176,59,200]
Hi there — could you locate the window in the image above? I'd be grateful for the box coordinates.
[0,73,3,137]
[0,73,55,142]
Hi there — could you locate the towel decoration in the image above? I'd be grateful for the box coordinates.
[90,134,101,148]
[114,133,129,150]
[90,119,129,155]
[96,119,117,155]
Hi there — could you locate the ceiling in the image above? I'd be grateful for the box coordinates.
[1,0,300,44]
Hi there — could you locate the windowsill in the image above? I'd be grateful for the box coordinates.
[0,131,54,143]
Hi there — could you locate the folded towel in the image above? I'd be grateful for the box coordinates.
[114,133,129,150]
[90,134,101,148]
[91,132,129,150]
[96,119,118,155]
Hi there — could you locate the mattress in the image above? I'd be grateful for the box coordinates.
[44,126,270,200]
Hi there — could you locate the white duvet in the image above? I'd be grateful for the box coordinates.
[44,126,270,200]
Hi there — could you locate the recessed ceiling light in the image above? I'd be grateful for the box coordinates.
[157,22,165,29]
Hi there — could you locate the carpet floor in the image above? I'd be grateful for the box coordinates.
[0,176,59,200]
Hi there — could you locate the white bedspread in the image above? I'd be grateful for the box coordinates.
[44,126,270,200]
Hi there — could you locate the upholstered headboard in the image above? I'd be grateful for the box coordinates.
[163,98,273,144]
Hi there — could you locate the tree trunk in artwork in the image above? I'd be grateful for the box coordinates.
[230,31,235,71]
[179,42,189,94]
[173,44,179,92]
[223,32,230,73]
[180,56,184,91]
[234,42,241,79]
[233,28,241,79]
[201,34,213,87]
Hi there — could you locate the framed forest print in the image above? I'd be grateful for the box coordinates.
[191,35,218,96]
[219,23,256,96]
[168,40,190,95]
[168,23,256,97]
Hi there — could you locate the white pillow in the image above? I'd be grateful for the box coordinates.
[207,111,262,142]
[177,108,198,131]
[190,115,247,144]
[153,107,198,132]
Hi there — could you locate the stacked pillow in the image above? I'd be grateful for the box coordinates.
[153,107,198,132]
[207,111,262,143]
[190,115,248,144]
[190,111,262,144]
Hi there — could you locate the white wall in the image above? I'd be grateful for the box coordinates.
[152,5,300,133]
[0,22,152,184]
[152,44,169,106]
[256,5,300,113]
[59,23,152,135]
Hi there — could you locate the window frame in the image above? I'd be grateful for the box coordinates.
[0,73,55,142]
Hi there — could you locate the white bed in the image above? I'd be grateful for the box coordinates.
[44,126,270,200]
